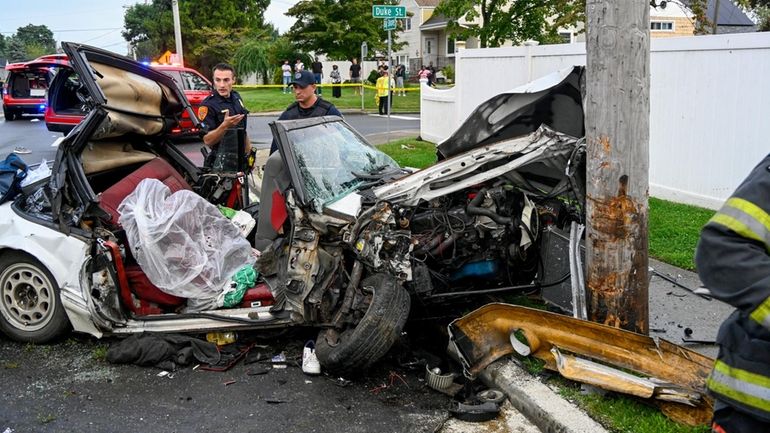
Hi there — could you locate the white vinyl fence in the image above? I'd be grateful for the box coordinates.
[422,33,770,209]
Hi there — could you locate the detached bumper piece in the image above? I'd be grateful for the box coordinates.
[448,303,714,426]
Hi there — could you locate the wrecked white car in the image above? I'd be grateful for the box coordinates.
[0,42,586,372]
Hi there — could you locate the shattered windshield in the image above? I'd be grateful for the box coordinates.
[287,121,399,210]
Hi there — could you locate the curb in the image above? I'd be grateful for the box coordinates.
[481,359,608,433]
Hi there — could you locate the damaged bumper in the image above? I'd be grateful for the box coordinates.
[448,303,715,426]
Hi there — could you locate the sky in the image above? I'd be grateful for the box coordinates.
[0,0,299,56]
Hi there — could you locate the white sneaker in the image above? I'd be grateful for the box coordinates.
[302,340,321,375]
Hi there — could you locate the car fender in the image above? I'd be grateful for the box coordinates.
[0,203,101,337]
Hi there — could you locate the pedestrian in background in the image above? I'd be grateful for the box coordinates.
[295,58,304,72]
[395,64,406,96]
[311,57,323,95]
[376,67,394,115]
[281,60,292,94]
[330,65,342,99]
[418,65,431,84]
[349,58,362,96]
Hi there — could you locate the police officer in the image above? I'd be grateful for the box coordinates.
[200,63,251,168]
[696,154,770,432]
[269,69,342,154]
[257,70,342,249]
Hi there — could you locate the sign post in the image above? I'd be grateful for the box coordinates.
[373,5,404,142]
[361,42,367,111]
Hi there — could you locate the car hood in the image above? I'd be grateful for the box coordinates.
[437,66,584,158]
[60,41,196,139]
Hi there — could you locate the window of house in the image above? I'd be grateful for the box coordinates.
[447,37,455,55]
[404,17,411,31]
[651,21,674,31]
[559,32,572,43]
[427,40,432,54]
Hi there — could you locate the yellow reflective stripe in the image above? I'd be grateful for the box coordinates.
[726,198,770,234]
[709,214,764,245]
[708,377,770,412]
[750,296,770,329]
[708,360,770,412]
[714,359,770,389]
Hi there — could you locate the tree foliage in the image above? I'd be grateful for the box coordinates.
[1,24,57,62]
[285,0,405,60]
[122,0,271,72]
[435,0,585,48]
[15,24,56,54]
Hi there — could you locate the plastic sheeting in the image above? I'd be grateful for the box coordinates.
[118,178,255,305]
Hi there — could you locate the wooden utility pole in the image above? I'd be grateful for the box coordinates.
[585,0,650,334]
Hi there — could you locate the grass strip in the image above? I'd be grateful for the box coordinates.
[236,85,421,113]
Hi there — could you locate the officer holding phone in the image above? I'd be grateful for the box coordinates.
[200,63,252,169]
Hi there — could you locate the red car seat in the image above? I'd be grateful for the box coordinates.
[99,157,192,226]
[99,158,191,314]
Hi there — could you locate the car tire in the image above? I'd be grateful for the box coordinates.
[0,251,70,343]
[315,273,410,373]
[3,108,14,121]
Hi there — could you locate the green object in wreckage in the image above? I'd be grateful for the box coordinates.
[218,205,237,219]
[223,265,258,308]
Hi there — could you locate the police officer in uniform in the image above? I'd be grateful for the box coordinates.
[257,70,342,249]
[696,154,770,432]
[269,69,342,154]
[200,63,251,168]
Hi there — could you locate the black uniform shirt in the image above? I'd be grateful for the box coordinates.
[200,90,249,138]
[200,90,249,167]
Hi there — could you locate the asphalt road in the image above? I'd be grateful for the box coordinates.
[0,112,421,168]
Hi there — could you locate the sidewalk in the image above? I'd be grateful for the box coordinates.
[481,258,730,432]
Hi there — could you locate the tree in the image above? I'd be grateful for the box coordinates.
[122,0,272,70]
[435,0,585,48]
[15,24,56,54]
[0,34,7,59]
[285,0,405,60]
[738,0,770,31]
[7,38,28,62]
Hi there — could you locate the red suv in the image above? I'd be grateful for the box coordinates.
[2,54,69,121]
[45,61,213,135]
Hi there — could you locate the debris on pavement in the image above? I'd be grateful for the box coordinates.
[448,303,715,426]
[449,401,500,422]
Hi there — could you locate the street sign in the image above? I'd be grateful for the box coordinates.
[383,18,397,31]
[372,5,406,18]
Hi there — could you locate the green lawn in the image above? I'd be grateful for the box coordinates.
[649,197,714,271]
[376,137,437,168]
[235,85,421,113]
[558,382,710,433]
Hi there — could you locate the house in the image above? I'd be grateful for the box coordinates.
[393,0,479,75]
[393,0,755,75]
[664,0,755,35]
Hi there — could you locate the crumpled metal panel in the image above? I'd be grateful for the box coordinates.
[437,66,584,158]
[448,303,714,426]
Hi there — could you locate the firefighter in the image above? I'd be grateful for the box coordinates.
[696,154,770,432]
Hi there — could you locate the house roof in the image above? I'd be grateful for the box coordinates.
[420,13,450,30]
[414,0,441,7]
[681,0,754,26]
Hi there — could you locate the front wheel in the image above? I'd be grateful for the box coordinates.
[0,252,71,343]
[316,273,410,373]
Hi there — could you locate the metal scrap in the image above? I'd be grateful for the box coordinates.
[448,303,714,426]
